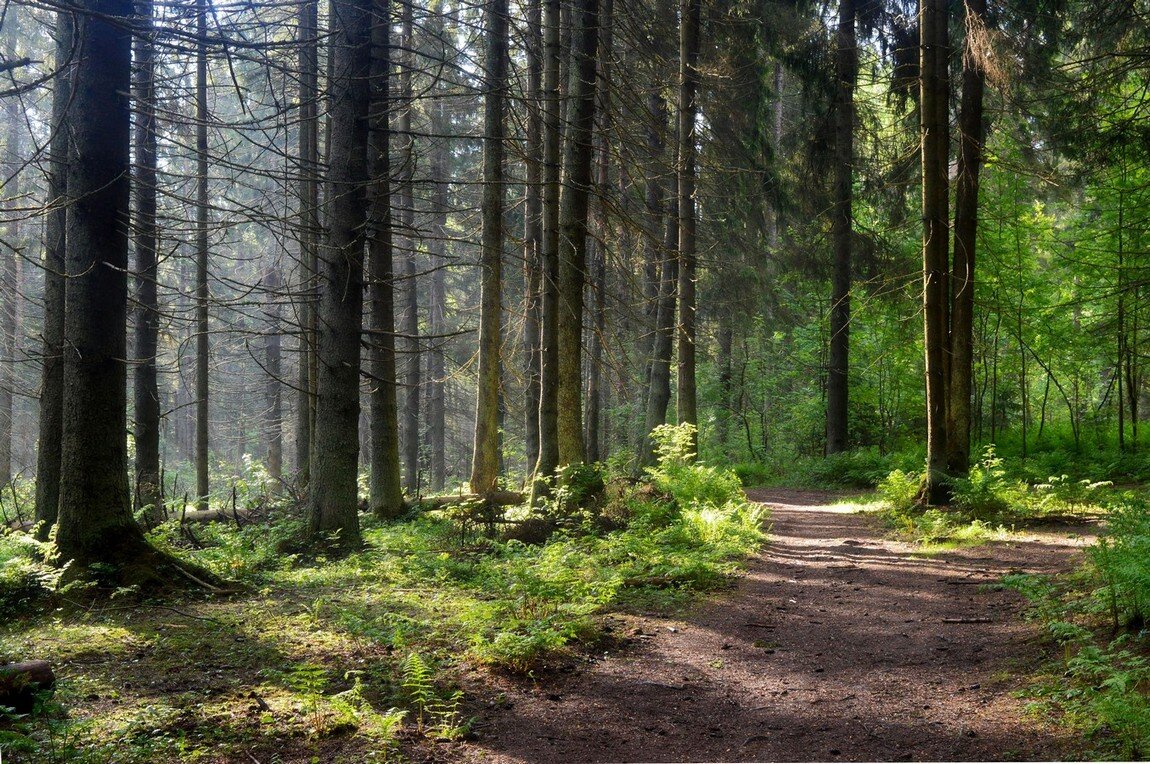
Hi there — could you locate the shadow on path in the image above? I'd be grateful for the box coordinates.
[452,489,1085,763]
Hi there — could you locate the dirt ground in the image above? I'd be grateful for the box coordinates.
[444,489,1093,763]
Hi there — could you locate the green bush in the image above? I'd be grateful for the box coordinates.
[0,529,58,615]
[950,447,1027,519]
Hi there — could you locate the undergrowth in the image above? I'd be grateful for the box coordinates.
[1000,498,1150,759]
[0,424,766,761]
[871,447,1111,546]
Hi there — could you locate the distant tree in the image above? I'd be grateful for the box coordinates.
[34,13,71,539]
[133,0,162,521]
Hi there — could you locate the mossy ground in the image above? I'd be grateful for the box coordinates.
[1,470,765,762]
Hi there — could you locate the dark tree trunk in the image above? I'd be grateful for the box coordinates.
[642,191,679,466]
[309,0,373,546]
[54,0,151,567]
[585,0,612,465]
[920,0,951,505]
[427,27,449,492]
[946,0,986,478]
[398,1,420,494]
[555,0,600,467]
[825,0,855,456]
[0,99,21,486]
[132,0,162,522]
[194,0,211,512]
[523,0,543,471]
[35,14,71,539]
[718,320,732,449]
[368,0,404,519]
[470,0,507,496]
[265,268,283,482]
[532,0,561,492]
[675,0,700,451]
[296,0,319,487]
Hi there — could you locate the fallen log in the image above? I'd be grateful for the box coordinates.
[417,490,526,509]
[0,661,55,712]
[180,508,257,525]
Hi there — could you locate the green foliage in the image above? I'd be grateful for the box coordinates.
[877,469,921,517]
[950,447,1027,520]
[0,529,60,615]
[1004,499,1150,758]
[1090,501,1150,630]
[647,424,744,509]
[146,511,303,581]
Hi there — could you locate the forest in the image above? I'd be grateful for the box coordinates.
[0,0,1149,760]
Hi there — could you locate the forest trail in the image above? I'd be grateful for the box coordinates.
[453,489,1093,763]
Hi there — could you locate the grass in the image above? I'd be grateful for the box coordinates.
[0,428,767,762]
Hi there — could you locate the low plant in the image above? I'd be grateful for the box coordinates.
[1002,500,1150,759]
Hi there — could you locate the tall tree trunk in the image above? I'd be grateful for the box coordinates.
[35,13,72,538]
[825,0,855,456]
[555,0,600,467]
[0,102,19,485]
[532,0,561,492]
[920,0,951,504]
[717,320,732,449]
[470,0,508,496]
[367,0,404,519]
[523,0,543,472]
[265,268,283,482]
[642,188,679,466]
[133,0,162,521]
[640,0,675,467]
[194,0,211,512]
[55,0,150,567]
[296,0,319,486]
[675,0,700,450]
[946,0,986,478]
[584,0,612,465]
[427,21,449,492]
[309,0,372,546]
[398,0,420,493]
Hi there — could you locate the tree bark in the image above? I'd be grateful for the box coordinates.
[675,0,701,450]
[532,0,561,491]
[194,0,211,513]
[35,13,71,539]
[367,0,404,520]
[555,0,600,467]
[264,268,283,482]
[54,0,153,568]
[398,0,421,493]
[584,0,612,465]
[825,0,856,456]
[132,0,162,522]
[309,0,373,546]
[0,98,21,486]
[427,8,449,492]
[296,0,319,487]
[920,0,951,505]
[470,0,508,496]
[946,0,986,478]
[523,0,543,472]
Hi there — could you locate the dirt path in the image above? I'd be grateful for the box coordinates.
[448,489,1093,763]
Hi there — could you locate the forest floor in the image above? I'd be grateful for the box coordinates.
[448,488,1095,763]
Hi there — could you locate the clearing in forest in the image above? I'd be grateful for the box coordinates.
[456,489,1091,763]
